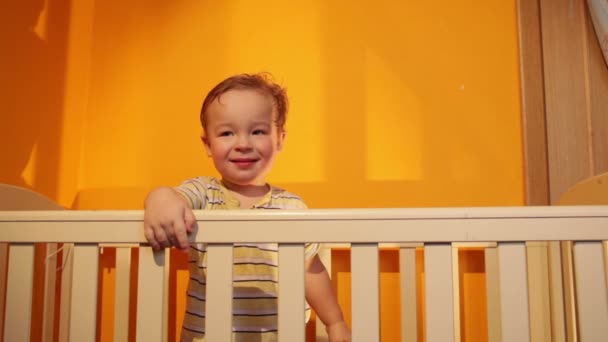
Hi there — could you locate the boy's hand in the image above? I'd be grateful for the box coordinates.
[143,187,195,251]
[326,321,351,342]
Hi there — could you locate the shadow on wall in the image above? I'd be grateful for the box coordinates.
[0,0,69,200]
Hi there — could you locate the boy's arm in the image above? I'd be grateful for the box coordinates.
[305,255,351,342]
[143,186,195,251]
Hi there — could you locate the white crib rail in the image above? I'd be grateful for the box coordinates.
[1,206,608,341]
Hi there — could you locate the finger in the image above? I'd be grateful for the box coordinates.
[172,219,190,250]
[154,224,171,249]
[143,225,160,250]
[184,209,196,234]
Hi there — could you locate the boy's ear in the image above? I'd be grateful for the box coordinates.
[201,135,212,157]
[277,130,286,151]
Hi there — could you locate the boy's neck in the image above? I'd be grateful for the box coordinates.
[221,179,270,199]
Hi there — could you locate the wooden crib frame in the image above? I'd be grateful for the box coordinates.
[1,207,607,341]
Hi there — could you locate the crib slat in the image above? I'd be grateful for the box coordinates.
[526,242,551,342]
[114,247,132,341]
[0,243,8,339]
[351,243,379,342]
[69,245,99,341]
[400,245,418,342]
[206,244,233,341]
[424,244,455,342]
[451,246,461,342]
[278,244,305,342]
[603,241,608,289]
[573,242,608,341]
[136,247,166,341]
[316,245,332,342]
[4,244,34,341]
[498,242,530,342]
[484,246,502,342]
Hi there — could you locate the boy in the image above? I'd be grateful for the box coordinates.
[143,73,351,342]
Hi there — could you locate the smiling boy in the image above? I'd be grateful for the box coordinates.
[143,73,351,341]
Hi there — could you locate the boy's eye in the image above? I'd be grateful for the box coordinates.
[252,129,267,135]
[219,131,233,137]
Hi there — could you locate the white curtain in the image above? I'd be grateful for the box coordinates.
[588,0,608,66]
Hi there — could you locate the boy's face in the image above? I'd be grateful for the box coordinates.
[202,89,285,187]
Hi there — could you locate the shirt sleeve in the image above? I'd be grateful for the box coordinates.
[175,178,207,210]
[304,242,320,260]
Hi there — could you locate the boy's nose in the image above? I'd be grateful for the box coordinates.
[235,136,252,150]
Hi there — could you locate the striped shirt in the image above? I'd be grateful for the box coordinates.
[176,176,319,342]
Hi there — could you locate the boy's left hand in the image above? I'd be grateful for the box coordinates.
[326,321,351,342]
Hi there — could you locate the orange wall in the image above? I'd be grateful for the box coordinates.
[1,1,523,341]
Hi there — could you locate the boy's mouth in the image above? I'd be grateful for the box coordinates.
[230,158,258,167]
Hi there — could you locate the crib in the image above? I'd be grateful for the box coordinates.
[1,205,608,342]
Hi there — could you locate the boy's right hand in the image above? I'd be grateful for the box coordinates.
[143,187,195,251]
